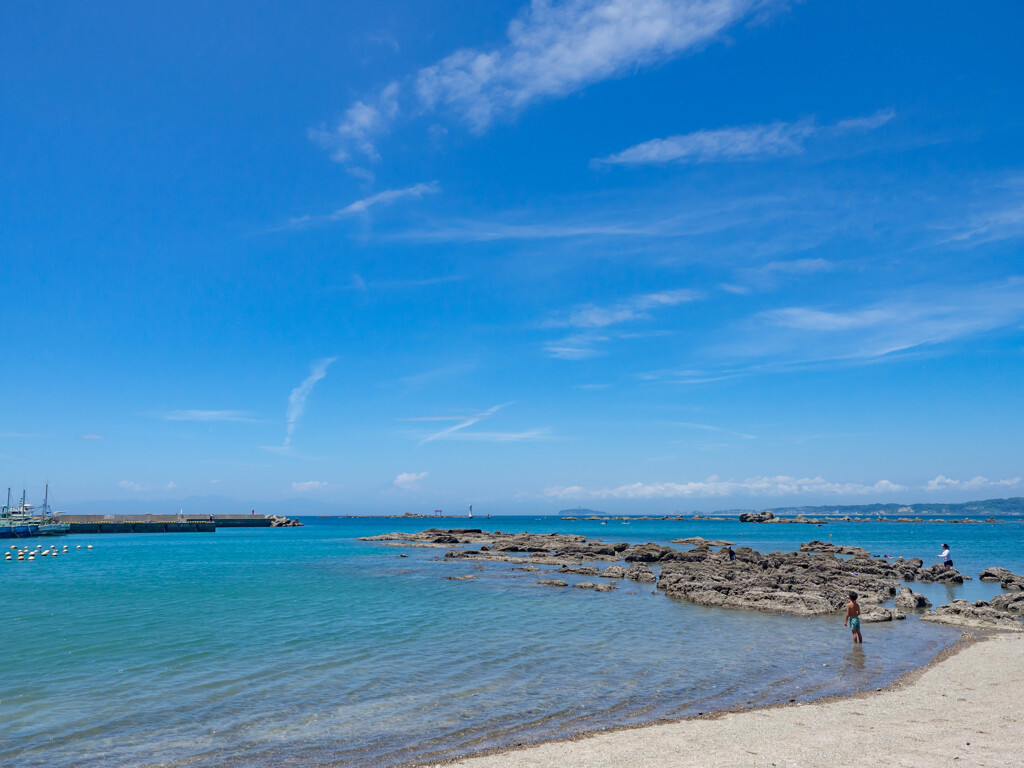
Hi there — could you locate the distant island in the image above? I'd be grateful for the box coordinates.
[760,496,1024,517]
[561,497,1024,519]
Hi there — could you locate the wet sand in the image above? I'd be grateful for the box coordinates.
[432,632,1023,768]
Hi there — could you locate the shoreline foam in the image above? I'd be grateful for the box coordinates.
[422,632,1023,768]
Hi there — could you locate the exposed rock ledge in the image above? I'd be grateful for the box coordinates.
[979,566,1024,590]
[920,600,1024,631]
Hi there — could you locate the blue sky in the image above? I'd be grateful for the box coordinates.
[2,0,1023,514]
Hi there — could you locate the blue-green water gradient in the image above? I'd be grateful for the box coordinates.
[2,516,1020,767]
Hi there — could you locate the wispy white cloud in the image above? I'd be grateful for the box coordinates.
[162,410,256,422]
[432,428,551,442]
[418,403,509,444]
[320,0,779,164]
[403,403,551,444]
[944,201,1024,245]
[119,480,176,492]
[400,362,477,389]
[923,475,1021,492]
[551,289,700,329]
[543,475,906,499]
[593,109,895,166]
[310,81,400,166]
[292,480,330,493]
[287,182,440,228]
[261,358,336,453]
[721,258,834,294]
[723,277,1024,366]
[544,289,698,359]
[418,0,771,132]
[394,471,428,490]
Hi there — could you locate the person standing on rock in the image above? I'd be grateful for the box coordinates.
[937,544,953,570]
[845,591,862,644]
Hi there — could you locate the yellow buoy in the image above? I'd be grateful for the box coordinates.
[27,555,35,561]
[76,545,81,549]
[87,545,93,549]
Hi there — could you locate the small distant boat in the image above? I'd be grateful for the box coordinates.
[0,485,70,538]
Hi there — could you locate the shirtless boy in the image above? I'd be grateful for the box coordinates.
[845,591,862,644]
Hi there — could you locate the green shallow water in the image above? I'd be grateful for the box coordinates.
[1,516,1019,767]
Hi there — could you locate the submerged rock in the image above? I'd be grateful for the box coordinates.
[443,574,477,581]
[573,581,614,591]
[535,579,569,587]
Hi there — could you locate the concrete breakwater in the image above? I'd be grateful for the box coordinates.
[59,514,298,534]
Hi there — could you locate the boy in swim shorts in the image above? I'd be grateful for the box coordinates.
[845,591,862,644]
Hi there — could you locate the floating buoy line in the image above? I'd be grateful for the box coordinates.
[4,542,93,562]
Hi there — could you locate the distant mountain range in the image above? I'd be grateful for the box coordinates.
[557,508,607,516]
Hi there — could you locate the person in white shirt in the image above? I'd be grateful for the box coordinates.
[937,544,952,570]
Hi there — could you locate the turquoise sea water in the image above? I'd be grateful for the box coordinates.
[2,516,1021,767]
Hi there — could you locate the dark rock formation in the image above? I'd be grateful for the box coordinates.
[799,541,870,557]
[657,548,900,616]
[625,563,656,583]
[916,564,966,584]
[268,515,303,527]
[443,574,477,581]
[536,579,569,587]
[894,586,931,610]
[738,511,775,523]
[623,543,677,562]
[990,592,1024,614]
[979,567,1024,590]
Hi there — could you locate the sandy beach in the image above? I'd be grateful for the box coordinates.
[436,632,1024,768]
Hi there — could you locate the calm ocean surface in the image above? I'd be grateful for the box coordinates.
[3,516,1021,767]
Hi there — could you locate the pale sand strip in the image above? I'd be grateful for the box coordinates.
[436,633,1023,768]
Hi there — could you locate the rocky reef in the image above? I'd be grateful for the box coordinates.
[921,600,1024,631]
[359,529,1024,628]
